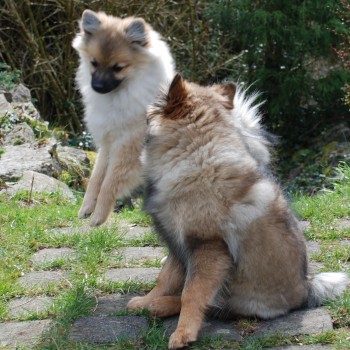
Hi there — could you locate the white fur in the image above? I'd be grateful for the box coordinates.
[308,272,349,306]
[232,86,272,166]
[230,180,276,230]
[73,30,174,147]
[73,17,174,226]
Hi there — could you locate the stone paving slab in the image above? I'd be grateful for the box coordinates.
[18,270,68,288]
[164,316,242,341]
[7,296,54,318]
[0,319,51,348]
[308,261,325,274]
[45,226,92,237]
[270,345,332,350]
[306,241,321,255]
[114,247,165,265]
[31,247,76,266]
[105,267,160,283]
[299,221,311,232]
[69,316,148,344]
[93,294,134,316]
[125,226,155,241]
[253,307,333,337]
[334,218,350,229]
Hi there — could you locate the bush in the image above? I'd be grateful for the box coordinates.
[0,0,213,135]
[206,0,350,147]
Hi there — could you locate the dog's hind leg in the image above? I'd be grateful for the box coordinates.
[127,254,185,312]
[79,147,108,219]
[168,240,231,350]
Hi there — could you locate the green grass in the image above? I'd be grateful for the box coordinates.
[0,164,349,349]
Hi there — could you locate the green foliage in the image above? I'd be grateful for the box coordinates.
[206,0,350,145]
[1,0,350,193]
[0,62,20,90]
[0,0,213,136]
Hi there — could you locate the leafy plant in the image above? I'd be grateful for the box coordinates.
[206,0,350,147]
[0,62,20,90]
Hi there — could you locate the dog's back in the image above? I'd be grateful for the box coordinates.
[145,75,348,320]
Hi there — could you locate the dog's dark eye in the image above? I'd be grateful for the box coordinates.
[91,60,98,68]
[112,64,123,73]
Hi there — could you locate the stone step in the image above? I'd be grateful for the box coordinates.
[17,270,68,289]
[164,316,242,342]
[270,346,332,350]
[93,294,134,316]
[7,296,54,318]
[31,247,76,266]
[253,307,333,337]
[0,319,51,348]
[113,246,165,266]
[69,316,148,344]
[105,267,161,283]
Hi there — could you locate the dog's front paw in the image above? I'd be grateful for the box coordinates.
[78,202,95,219]
[168,328,197,349]
[90,208,109,227]
[127,296,148,311]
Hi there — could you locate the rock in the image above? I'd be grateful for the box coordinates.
[11,83,31,102]
[4,171,75,200]
[0,87,13,102]
[57,145,90,167]
[253,308,333,337]
[4,122,35,145]
[299,220,311,232]
[164,316,242,341]
[93,294,134,315]
[56,145,90,180]
[18,270,68,289]
[69,316,148,343]
[0,93,12,116]
[7,296,54,318]
[11,101,43,122]
[117,222,155,241]
[0,320,51,348]
[306,241,321,256]
[335,219,350,230]
[45,225,92,237]
[105,267,160,283]
[270,346,332,350]
[31,247,76,266]
[114,247,165,266]
[308,261,325,274]
[0,139,60,182]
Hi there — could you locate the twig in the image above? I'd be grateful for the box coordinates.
[28,173,35,204]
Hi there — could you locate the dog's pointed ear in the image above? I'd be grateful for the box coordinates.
[163,74,188,119]
[126,18,148,46]
[168,73,187,103]
[82,10,101,35]
[213,82,236,109]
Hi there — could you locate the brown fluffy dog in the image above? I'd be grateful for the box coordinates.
[127,74,349,349]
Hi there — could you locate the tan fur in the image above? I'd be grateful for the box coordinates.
[72,10,174,226]
[127,74,348,349]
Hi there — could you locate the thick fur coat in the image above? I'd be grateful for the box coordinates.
[73,10,174,226]
[127,74,349,349]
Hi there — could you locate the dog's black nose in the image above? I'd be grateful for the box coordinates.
[91,81,109,94]
[91,76,123,94]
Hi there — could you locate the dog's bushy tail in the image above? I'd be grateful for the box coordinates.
[307,272,349,307]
